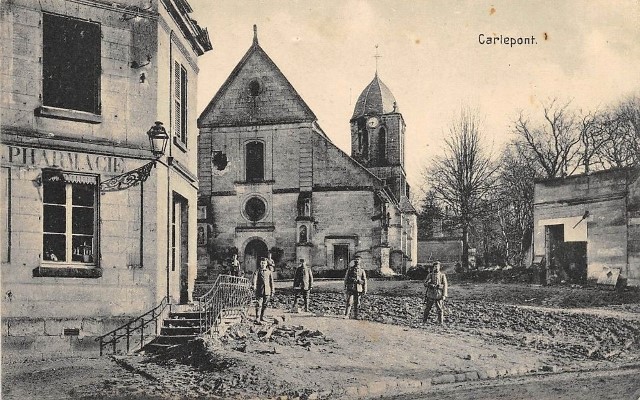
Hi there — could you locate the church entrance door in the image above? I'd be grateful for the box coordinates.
[244,239,268,274]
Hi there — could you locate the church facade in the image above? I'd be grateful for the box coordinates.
[197,28,417,275]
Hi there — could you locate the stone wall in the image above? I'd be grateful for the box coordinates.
[533,168,639,285]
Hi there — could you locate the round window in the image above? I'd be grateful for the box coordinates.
[244,197,267,222]
[248,79,261,97]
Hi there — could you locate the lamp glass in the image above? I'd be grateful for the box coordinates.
[147,121,168,157]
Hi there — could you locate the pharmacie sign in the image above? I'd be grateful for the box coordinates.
[2,145,126,174]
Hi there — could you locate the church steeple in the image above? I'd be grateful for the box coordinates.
[350,73,407,202]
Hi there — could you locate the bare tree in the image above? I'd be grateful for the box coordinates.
[493,144,537,266]
[593,94,640,168]
[514,99,583,178]
[427,108,498,269]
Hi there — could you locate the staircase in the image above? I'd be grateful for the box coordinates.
[143,308,201,352]
[143,276,252,353]
[96,275,252,356]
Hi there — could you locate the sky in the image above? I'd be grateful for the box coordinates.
[189,0,640,198]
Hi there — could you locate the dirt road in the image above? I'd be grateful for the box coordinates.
[2,282,638,399]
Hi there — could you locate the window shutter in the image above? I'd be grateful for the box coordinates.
[181,67,188,145]
[174,61,182,139]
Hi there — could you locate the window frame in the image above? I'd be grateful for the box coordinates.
[41,173,99,268]
[245,140,265,182]
[243,196,267,223]
[41,12,101,116]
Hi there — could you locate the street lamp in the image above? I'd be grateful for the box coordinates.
[100,121,169,192]
[147,121,169,158]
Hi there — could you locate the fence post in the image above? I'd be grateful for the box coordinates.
[126,324,130,353]
[152,308,157,335]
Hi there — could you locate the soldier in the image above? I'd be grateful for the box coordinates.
[291,259,314,313]
[344,256,367,319]
[230,253,240,277]
[252,258,275,323]
[423,261,448,324]
[266,252,276,272]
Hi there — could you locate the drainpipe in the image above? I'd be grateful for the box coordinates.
[166,31,175,301]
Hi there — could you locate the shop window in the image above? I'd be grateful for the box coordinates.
[42,13,101,114]
[42,172,97,264]
[174,61,188,147]
[246,141,264,182]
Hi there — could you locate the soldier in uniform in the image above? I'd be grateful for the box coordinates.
[229,253,240,277]
[252,258,275,323]
[344,256,367,319]
[266,252,276,272]
[423,261,448,324]
[291,259,314,312]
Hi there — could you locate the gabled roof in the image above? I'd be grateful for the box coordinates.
[351,73,398,120]
[198,26,316,128]
[399,195,417,214]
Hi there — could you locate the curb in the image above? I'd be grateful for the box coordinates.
[114,354,640,400]
[325,363,546,400]
[265,363,546,399]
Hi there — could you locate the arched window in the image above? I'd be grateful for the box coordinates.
[361,130,369,158]
[246,141,264,182]
[378,128,386,165]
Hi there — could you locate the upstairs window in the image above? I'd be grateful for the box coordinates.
[174,62,188,146]
[246,141,264,182]
[42,13,101,114]
[42,171,98,264]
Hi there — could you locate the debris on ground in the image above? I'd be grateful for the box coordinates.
[271,292,640,363]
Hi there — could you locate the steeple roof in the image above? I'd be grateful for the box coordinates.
[351,74,398,120]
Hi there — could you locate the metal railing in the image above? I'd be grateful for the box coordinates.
[96,296,171,356]
[196,274,252,335]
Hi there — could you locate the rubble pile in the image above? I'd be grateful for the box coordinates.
[221,317,336,352]
[272,292,640,362]
[141,318,334,399]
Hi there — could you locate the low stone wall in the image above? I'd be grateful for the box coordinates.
[2,316,132,353]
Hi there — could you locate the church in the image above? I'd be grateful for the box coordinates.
[197,27,417,275]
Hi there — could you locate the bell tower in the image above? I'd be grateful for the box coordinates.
[350,73,408,202]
